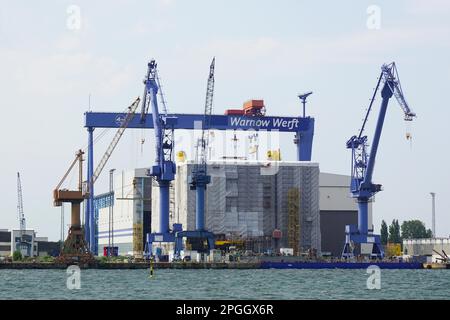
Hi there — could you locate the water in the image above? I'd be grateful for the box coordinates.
[0,269,449,299]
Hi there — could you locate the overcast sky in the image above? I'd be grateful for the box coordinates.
[1,0,449,241]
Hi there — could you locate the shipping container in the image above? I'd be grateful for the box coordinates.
[225,109,245,115]
[243,99,264,109]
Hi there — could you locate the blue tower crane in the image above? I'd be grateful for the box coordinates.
[342,62,416,259]
[173,58,217,256]
[141,60,180,259]
[190,57,215,231]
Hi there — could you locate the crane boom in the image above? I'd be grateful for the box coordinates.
[55,152,82,192]
[17,172,25,231]
[53,150,85,206]
[381,62,416,121]
[194,57,215,180]
[89,97,140,188]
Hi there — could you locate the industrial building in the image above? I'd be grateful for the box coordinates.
[94,162,366,258]
[403,238,450,258]
[319,173,372,257]
[0,230,11,256]
[0,229,59,258]
[95,168,152,257]
[153,160,321,255]
[11,229,36,257]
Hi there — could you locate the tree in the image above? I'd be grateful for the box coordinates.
[395,220,402,243]
[380,220,388,245]
[388,219,401,243]
[12,250,22,261]
[401,220,433,239]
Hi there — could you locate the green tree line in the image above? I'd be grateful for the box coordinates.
[380,219,433,245]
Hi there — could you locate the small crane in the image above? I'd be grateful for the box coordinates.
[342,62,416,259]
[17,172,26,232]
[53,150,94,264]
[16,172,31,256]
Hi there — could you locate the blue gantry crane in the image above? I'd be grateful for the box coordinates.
[84,58,316,259]
[342,62,416,259]
[141,60,180,258]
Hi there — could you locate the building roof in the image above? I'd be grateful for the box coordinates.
[319,172,351,187]
[181,160,320,167]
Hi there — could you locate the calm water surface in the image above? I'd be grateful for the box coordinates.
[0,269,449,299]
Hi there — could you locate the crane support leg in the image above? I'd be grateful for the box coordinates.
[358,201,369,238]
[158,181,170,234]
[72,202,81,228]
[57,199,94,265]
[84,128,93,248]
[87,127,95,254]
[174,230,215,258]
[196,186,205,231]
[295,118,314,161]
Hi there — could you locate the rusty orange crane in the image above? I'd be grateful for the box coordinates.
[53,149,94,264]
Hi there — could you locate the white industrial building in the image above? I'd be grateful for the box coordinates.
[403,238,450,261]
[0,229,60,258]
[11,229,37,257]
[96,168,151,257]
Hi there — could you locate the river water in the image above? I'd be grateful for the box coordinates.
[0,269,449,299]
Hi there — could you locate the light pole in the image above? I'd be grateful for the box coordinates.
[109,169,115,257]
[298,91,313,118]
[430,192,436,238]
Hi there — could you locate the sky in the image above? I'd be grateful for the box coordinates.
[0,0,449,241]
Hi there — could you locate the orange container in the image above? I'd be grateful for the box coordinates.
[243,99,264,110]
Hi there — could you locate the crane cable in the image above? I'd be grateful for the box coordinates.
[60,102,137,190]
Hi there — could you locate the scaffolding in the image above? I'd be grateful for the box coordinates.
[163,161,321,254]
[287,188,300,255]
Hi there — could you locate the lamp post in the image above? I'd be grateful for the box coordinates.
[430,192,436,238]
[109,169,115,257]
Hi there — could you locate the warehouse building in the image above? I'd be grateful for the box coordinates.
[0,229,59,258]
[11,229,37,257]
[403,238,450,257]
[0,229,11,257]
[319,173,372,257]
[96,168,152,257]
